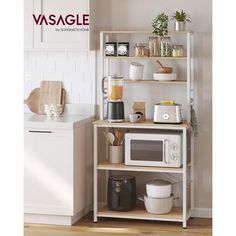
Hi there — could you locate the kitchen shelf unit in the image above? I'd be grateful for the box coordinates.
[93,120,194,228]
[99,30,194,122]
[95,30,195,228]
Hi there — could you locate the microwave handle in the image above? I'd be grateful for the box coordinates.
[163,139,168,164]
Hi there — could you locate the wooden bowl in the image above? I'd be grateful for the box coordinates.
[158,67,173,74]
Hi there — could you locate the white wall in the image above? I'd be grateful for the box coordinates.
[95,0,212,209]
[24,51,96,105]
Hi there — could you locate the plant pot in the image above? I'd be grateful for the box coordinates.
[174,21,186,31]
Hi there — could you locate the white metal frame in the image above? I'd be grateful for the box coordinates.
[96,30,194,228]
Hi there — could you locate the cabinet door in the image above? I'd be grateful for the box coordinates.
[24,129,73,216]
[24,0,34,50]
[33,0,89,50]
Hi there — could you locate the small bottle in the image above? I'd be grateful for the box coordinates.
[160,36,172,57]
[172,45,185,57]
[134,43,148,57]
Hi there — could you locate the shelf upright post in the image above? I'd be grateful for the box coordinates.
[182,128,187,228]
[100,32,104,120]
[190,32,195,216]
[93,125,98,222]
[187,32,191,122]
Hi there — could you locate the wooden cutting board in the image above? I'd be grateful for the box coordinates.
[24,88,66,114]
[24,88,40,114]
[39,81,63,113]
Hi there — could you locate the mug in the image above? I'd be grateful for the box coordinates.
[129,113,142,123]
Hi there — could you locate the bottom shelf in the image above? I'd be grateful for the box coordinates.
[97,206,183,222]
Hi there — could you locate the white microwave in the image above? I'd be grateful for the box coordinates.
[125,133,182,167]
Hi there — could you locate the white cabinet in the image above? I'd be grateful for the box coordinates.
[24,129,74,215]
[24,0,96,50]
[24,119,93,225]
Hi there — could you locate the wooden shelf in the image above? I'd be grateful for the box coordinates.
[97,206,183,222]
[105,56,186,60]
[97,162,184,174]
[93,119,191,130]
[124,79,187,84]
[100,30,193,35]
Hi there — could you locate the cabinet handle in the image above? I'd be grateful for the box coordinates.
[28,130,52,133]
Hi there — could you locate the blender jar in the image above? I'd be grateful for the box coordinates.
[107,76,124,101]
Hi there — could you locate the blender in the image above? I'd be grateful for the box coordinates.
[102,75,125,122]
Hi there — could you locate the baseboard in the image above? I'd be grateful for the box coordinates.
[192,208,212,218]
[24,204,92,226]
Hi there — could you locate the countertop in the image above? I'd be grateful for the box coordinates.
[24,114,95,129]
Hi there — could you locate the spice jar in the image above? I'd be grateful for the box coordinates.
[172,45,185,57]
[148,36,159,57]
[160,36,172,57]
[134,43,148,57]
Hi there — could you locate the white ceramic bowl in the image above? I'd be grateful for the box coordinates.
[143,194,173,214]
[146,179,171,198]
[153,72,177,81]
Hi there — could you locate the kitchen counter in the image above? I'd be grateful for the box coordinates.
[24,114,95,129]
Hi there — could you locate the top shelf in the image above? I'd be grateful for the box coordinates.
[100,30,193,35]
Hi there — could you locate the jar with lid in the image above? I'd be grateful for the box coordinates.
[160,36,172,57]
[148,36,159,57]
[172,45,184,57]
[107,75,124,101]
[134,43,148,57]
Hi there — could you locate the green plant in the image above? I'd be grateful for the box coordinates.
[152,13,169,36]
[171,10,191,22]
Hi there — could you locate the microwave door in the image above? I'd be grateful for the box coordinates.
[130,139,165,165]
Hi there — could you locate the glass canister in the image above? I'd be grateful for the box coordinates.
[148,36,159,57]
[107,75,124,101]
[134,43,148,57]
[160,36,172,57]
[172,45,185,57]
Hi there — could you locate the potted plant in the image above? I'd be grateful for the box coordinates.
[152,13,169,36]
[171,10,191,31]
[152,13,172,57]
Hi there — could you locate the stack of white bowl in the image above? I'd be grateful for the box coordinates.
[144,179,173,214]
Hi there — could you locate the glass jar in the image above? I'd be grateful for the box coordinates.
[160,36,172,57]
[134,43,148,57]
[172,45,185,57]
[107,75,124,101]
[148,36,159,57]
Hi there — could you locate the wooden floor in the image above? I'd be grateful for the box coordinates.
[24,213,212,236]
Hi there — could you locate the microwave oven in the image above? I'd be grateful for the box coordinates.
[125,133,182,167]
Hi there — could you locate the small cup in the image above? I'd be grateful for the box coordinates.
[129,113,142,123]
[51,104,63,117]
[44,104,53,117]
[109,146,123,164]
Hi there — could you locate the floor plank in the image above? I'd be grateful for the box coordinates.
[24,213,212,236]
